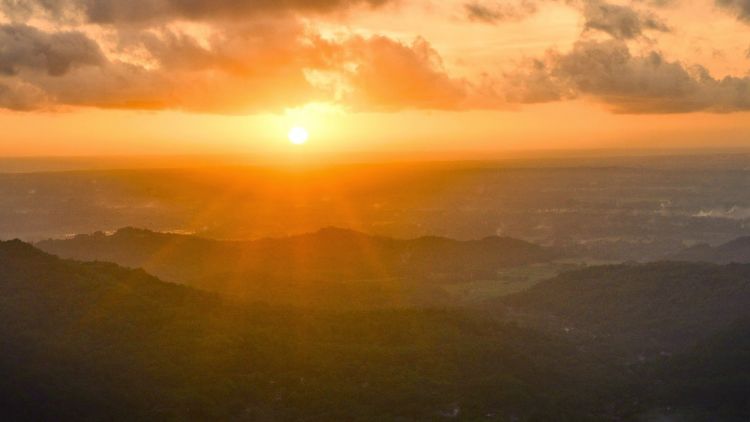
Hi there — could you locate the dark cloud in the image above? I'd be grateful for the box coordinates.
[0,23,104,76]
[0,20,322,112]
[500,59,566,104]
[536,39,750,113]
[464,0,670,41]
[0,80,49,110]
[635,0,679,7]
[583,0,670,39]
[0,0,392,24]
[0,20,474,113]
[17,22,329,112]
[716,0,750,22]
[464,0,537,24]
[0,1,746,115]
[551,40,703,112]
[5,26,750,115]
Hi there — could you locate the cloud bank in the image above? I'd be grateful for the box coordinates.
[582,0,670,39]
[0,0,749,114]
[0,0,392,23]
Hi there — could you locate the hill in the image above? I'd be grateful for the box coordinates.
[645,317,750,420]
[496,262,750,360]
[2,240,749,420]
[36,227,558,308]
[670,237,750,264]
[0,239,601,420]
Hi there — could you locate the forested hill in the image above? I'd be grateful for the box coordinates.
[670,236,750,264]
[497,262,750,358]
[0,239,593,420]
[2,240,749,419]
[36,227,559,308]
[37,227,557,278]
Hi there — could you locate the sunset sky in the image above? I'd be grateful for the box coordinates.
[2,0,750,157]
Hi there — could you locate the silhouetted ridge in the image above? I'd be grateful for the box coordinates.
[497,261,750,358]
[671,236,750,263]
[311,226,371,238]
[722,236,750,248]
[36,227,559,308]
[115,227,155,237]
[649,317,750,419]
[0,239,53,261]
[1,242,748,419]
[0,238,200,299]
[0,240,599,420]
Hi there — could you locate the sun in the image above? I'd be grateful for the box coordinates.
[288,126,309,145]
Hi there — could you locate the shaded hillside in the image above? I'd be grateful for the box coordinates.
[36,227,558,308]
[670,237,750,264]
[0,240,611,420]
[2,241,749,420]
[644,317,750,420]
[496,262,750,359]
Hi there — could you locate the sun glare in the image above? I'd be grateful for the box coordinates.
[288,127,309,145]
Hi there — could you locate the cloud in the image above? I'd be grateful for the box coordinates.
[0,0,748,115]
[551,40,704,112]
[464,0,538,24]
[499,59,566,104]
[5,25,750,115]
[0,19,326,112]
[582,0,670,39]
[0,19,475,113]
[0,0,393,25]
[529,39,750,113]
[716,0,750,22]
[29,23,331,112]
[465,0,670,34]
[339,36,468,110]
[0,80,49,110]
[0,24,105,76]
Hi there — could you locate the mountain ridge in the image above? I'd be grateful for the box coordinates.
[36,227,560,308]
[670,236,750,264]
[0,239,597,420]
[495,261,750,359]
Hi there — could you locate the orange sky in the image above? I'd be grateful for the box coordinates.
[2,0,750,157]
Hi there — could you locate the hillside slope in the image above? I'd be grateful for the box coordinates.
[37,227,558,308]
[497,262,750,359]
[670,237,750,264]
[2,241,749,420]
[0,240,596,420]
